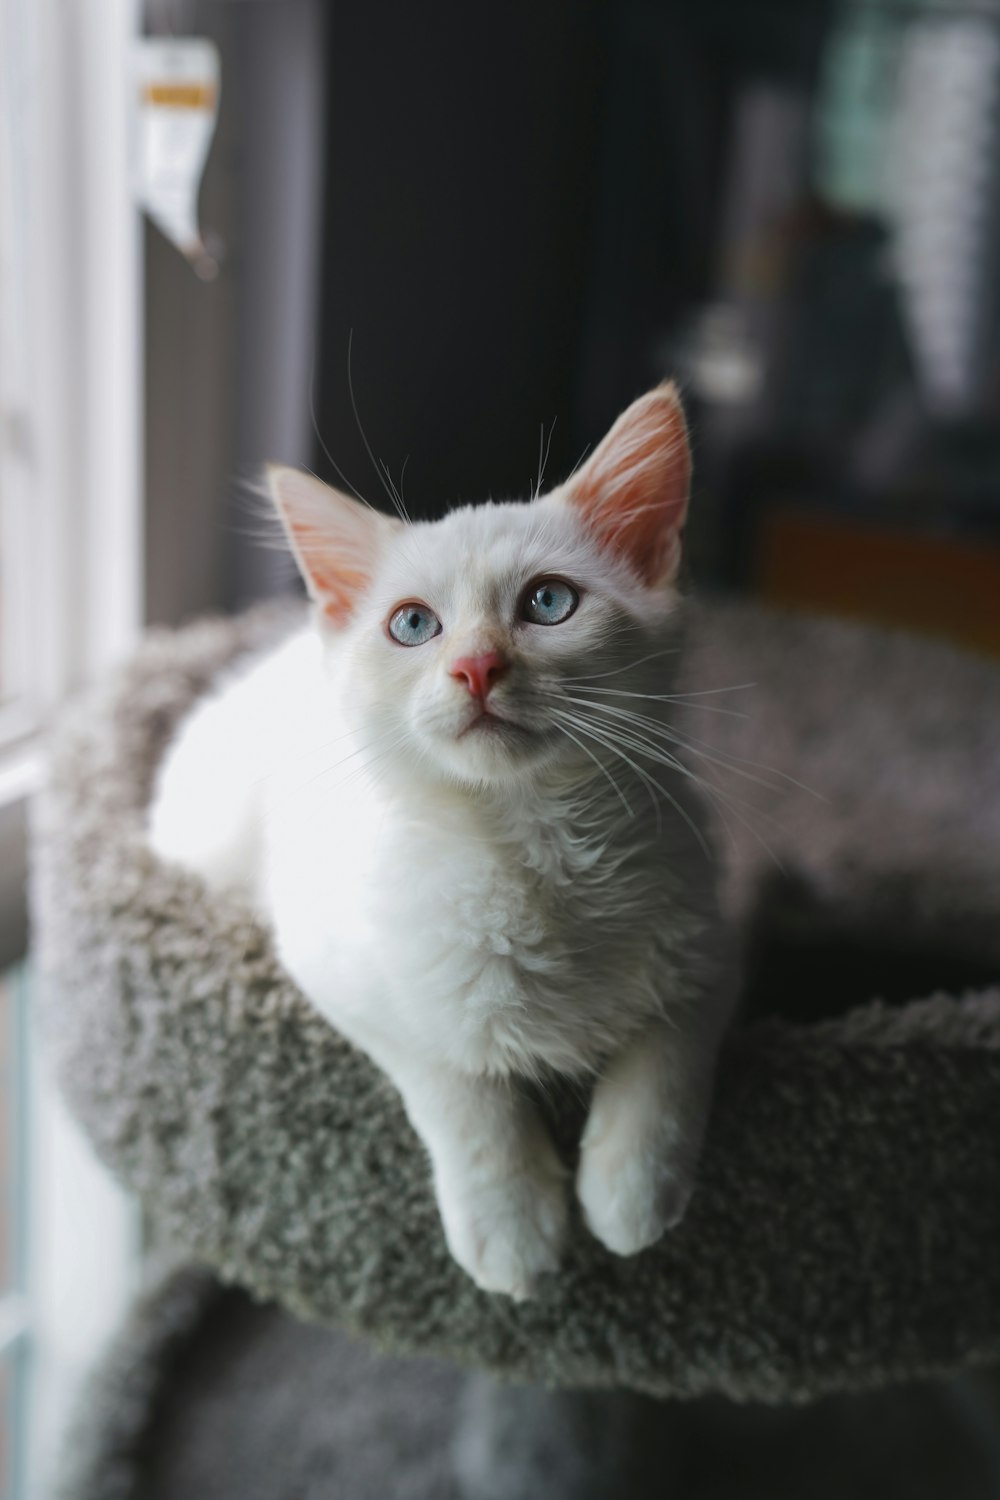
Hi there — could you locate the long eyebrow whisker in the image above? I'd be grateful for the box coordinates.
[306,343,372,509]
[536,415,556,497]
[347,329,411,523]
[563,441,592,484]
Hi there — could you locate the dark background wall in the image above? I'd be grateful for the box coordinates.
[314,0,612,517]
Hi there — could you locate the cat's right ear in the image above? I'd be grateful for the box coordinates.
[266,467,400,626]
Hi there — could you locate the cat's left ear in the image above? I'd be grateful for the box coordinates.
[267,467,400,626]
[560,382,690,587]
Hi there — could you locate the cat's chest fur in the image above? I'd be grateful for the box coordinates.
[264,756,689,1079]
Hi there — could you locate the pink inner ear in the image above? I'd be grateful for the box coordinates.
[268,467,390,626]
[566,385,691,586]
[285,523,372,626]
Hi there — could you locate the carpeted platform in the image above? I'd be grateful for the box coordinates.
[31,599,1000,1409]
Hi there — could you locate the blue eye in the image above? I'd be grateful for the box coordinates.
[388,602,442,646]
[521,578,579,626]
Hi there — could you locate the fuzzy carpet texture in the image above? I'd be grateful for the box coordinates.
[57,1262,1000,1500]
[30,598,1000,1403]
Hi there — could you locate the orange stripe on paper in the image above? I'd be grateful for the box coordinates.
[143,83,216,109]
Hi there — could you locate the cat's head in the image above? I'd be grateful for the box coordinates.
[267,383,691,789]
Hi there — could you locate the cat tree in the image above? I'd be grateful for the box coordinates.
[32,599,1000,1498]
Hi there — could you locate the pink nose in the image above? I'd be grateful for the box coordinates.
[450,650,509,701]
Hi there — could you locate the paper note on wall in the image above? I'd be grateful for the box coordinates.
[134,38,220,275]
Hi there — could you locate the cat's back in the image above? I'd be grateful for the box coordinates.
[149,627,324,898]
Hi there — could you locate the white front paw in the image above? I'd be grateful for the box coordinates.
[577,1116,694,1257]
[437,1158,568,1300]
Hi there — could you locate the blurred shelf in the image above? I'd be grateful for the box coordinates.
[754,505,1000,657]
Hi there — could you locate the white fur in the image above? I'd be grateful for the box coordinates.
[150,415,733,1298]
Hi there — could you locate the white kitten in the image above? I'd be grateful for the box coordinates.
[149,384,734,1299]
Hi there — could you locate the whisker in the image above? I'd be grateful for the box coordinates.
[578,711,782,863]
[571,685,748,719]
[553,720,634,818]
[565,695,817,799]
[307,343,372,508]
[666,724,826,801]
[553,704,785,868]
[315,734,410,798]
[561,646,682,684]
[668,683,755,699]
[275,728,408,806]
[552,709,720,856]
[537,416,556,497]
[553,710,664,837]
[252,722,364,789]
[570,702,785,798]
[380,457,408,516]
[347,329,410,522]
[563,441,592,484]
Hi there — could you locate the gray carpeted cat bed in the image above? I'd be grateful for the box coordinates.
[31,598,1000,1417]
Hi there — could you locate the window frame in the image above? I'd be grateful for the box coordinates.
[0,0,144,854]
[0,0,144,1492]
